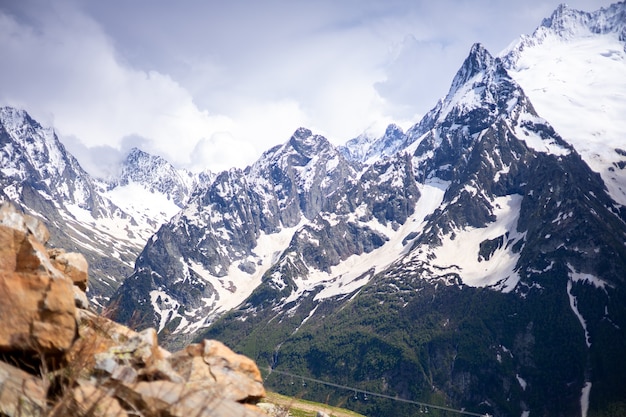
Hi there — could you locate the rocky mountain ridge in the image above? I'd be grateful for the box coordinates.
[105,3,626,416]
[197,35,626,416]
[1,2,625,416]
[0,107,203,305]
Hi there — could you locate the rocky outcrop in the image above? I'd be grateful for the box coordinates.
[0,203,76,354]
[0,202,268,417]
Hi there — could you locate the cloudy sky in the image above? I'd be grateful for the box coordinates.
[0,0,610,177]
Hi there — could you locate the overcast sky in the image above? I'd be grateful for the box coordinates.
[0,0,611,177]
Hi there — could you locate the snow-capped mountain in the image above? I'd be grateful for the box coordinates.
[109,127,362,337]
[112,147,198,207]
[339,123,408,164]
[0,107,196,305]
[109,3,626,416]
[101,147,207,235]
[2,1,623,416]
[501,1,626,207]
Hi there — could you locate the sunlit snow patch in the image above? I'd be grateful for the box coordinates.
[172,222,305,334]
[511,113,570,156]
[581,381,592,417]
[419,194,525,293]
[505,32,626,205]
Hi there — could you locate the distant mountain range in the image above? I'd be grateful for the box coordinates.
[1,2,625,416]
[0,107,210,305]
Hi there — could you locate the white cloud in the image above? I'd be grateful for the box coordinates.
[0,4,237,174]
[0,0,612,177]
[0,0,397,175]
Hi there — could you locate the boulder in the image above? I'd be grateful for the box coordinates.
[94,327,169,382]
[0,267,76,353]
[0,360,46,417]
[169,339,266,402]
[0,203,76,353]
[0,202,269,417]
[49,248,89,292]
[50,379,129,417]
[115,380,265,417]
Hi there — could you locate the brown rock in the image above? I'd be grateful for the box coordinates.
[139,357,185,383]
[116,380,267,417]
[67,310,170,379]
[0,360,46,417]
[94,327,172,383]
[49,249,89,291]
[200,339,264,384]
[0,203,77,354]
[73,285,90,310]
[65,311,123,378]
[169,339,266,403]
[0,203,269,417]
[0,270,76,352]
[0,203,49,247]
[49,379,128,417]
[23,213,50,245]
[17,232,63,276]
[169,354,213,382]
[0,224,20,271]
[0,203,28,234]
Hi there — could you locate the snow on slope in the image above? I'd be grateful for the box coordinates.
[102,181,181,236]
[503,18,626,206]
[278,178,448,304]
[410,194,525,293]
[152,221,307,335]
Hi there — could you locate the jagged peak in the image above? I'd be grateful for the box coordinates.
[501,1,626,71]
[115,147,196,207]
[539,3,592,38]
[0,106,27,121]
[121,148,173,180]
[287,127,333,159]
[291,127,313,140]
[126,147,150,159]
[289,127,323,147]
[539,2,626,37]
[337,123,408,164]
[384,123,404,137]
[123,147,170,169]
[0,106,46,134]
[445,43,495,101]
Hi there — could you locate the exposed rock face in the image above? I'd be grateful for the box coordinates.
[0,203,76,353]
[73,311,267,417]
[170,339,266,402]
[0,202,268,417]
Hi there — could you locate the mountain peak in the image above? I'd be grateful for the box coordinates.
[288,127,332,158]
[127,146,150,159]
[384,123,404,136]
[532,1,626,42]
[117,147,195,207]
[465,43,494,72]
[0,106,27,121]
[338,123,408,164]
[292,127,313,140]
[0,106,45,135]
[446,43,495,99]
[539,3,591,38]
